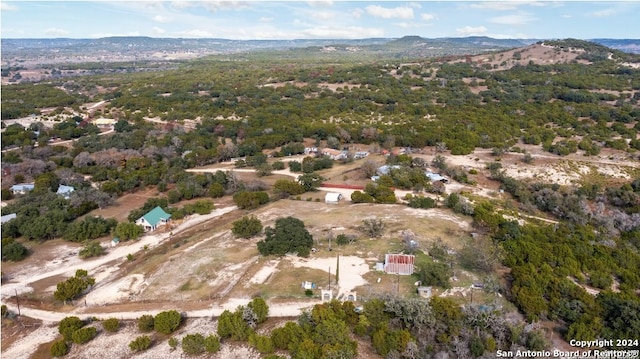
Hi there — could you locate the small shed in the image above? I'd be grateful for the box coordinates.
[345,291,357,302]
[325,192,343,204]
[418,286,433,298]
[301,281,316,290]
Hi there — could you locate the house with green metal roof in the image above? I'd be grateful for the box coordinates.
[135,206,171,232]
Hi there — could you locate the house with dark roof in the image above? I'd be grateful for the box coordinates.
[135,206,171,232]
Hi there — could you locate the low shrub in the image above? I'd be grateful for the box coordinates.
[50,340,69,357]
[71,327,97,344]
[129,335,152,352]
[103,318,119,332]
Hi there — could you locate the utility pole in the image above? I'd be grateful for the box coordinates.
[328,266,331,290]
[15,289,21,316]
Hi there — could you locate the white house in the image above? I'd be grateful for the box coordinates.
[1,213,17,224]
[135,206,172,232]
[93,118,116,127]
[10,183,34,194]
[321,148,347,160]
[426,171,449,183]
[56,185,75,199]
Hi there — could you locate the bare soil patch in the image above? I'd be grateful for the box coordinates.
[88,187,159,222]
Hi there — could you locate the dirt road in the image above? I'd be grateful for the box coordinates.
[1,206,238,304]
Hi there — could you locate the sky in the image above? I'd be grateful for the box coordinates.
[1,1,639,40]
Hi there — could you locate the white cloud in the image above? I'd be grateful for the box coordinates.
[365,5,414,19]
[202,1,249,12]
[470,1,545,11]
[352,8,364,19]
[302,26,384,39]
[44,28,69,37]
[470,2,520,11]
[489,13,536,25]
[0,3,18,11]
[153,15,171,23]
[259,17,273,22]
[456,26,488,36]
[312,11,336,20]
[171,1,193,10]
[153,27,166,35]
[561,14,572,19]
[589,8,616,17]
[421,13,435,21]
[307,1,333,7]
[408,2,422,9]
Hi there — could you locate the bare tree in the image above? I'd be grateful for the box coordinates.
[225,171,244,193]
[368,142,381,154]
[73,151,94,168]
[336,127,351,143]
[361,127,378,141]
[401,229,418,254]
[360,159,379,179]
[431,155,448,171]
[360,218,386,238]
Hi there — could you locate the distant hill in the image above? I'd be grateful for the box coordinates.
[1,36,638,67]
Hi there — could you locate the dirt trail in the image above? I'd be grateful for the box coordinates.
[0,206,237,301]
[1,203,321,326]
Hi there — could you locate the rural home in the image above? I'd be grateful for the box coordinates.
[135,206,172,232]
[354,151,369,159]
[425,171,449,183]
[325,192,343,204]
[93,118,116,127]
[304,147,318,155]
[384,253,415,275]
[376,165,401,176]
[1,213,17,224]
[56,185,75,199]
[321,148,347,160]
[10,183,34,194]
